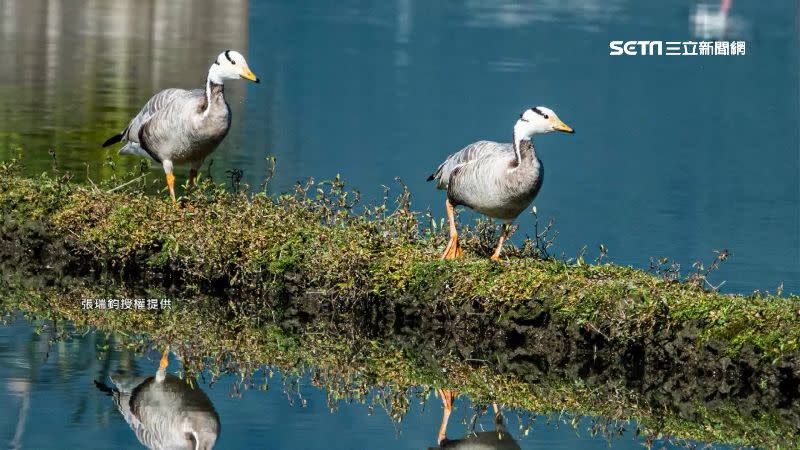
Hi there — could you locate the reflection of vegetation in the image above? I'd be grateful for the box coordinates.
[1,278,798,449]
[0,83,140,182]
[1,159,798,358]
[1,159,799,447]
[0,0,249,183]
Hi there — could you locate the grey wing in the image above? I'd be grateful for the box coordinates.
[113,88,194,160]
[110,376,164,449]
[122,88,191,143]
[428,141,512,190]
[446,149,510,207]
[136,90,205,162]
[113,391,163,449]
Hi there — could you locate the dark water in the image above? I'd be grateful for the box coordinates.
[0,316,719,450]
[0,0,798,294]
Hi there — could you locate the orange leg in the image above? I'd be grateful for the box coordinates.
[492,402,502,425]
[437,389,457,444]
[490,223,511,261]
[162,160,177,205]
[441,199,464,259]
[165,172,177,205]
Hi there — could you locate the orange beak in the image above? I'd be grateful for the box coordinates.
[241,67,260,83]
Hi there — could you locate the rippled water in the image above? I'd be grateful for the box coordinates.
[0,316,719,450]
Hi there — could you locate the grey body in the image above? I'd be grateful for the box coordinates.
[116,83,231,167]
[110,372,220,450]
[429,139,543,221]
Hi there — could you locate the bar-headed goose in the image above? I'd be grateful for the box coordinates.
[102,50,259,203]
[428,107,574,260]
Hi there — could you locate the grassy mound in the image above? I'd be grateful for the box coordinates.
[2,155,799,447]
[1,159,797,361]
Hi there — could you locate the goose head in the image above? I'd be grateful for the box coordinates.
[208,50,259,84]
[514,106,573,139]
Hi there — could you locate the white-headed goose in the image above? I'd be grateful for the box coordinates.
[428,107,574,260]
[103,50,259,203]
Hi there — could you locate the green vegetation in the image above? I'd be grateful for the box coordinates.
[1,158,797,359]
[1,158,799,448]
[2,279,798,449]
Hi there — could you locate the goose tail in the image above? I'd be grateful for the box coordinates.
[102,134,123,148]
[426,166,442,182]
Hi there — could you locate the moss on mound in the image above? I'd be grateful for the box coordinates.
[1,159,797,361]
[2,155,799,447]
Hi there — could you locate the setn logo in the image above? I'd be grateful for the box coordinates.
[609,41,663,56]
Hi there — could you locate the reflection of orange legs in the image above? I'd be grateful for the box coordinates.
[492,402,502,424]
[490,223,511,261]
[159,347,169,370]
[155,346,170,383]
[441,199,463,259]
[437,389,457,444]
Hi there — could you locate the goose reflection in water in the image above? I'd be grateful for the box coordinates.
[690,0,749,40]
[429,389,521,450]
[95,349,220,450]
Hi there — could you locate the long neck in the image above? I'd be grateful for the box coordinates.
[203,77,225,116]
[511,131,534,167]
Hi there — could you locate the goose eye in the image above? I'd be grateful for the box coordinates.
[543,114,549,119]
